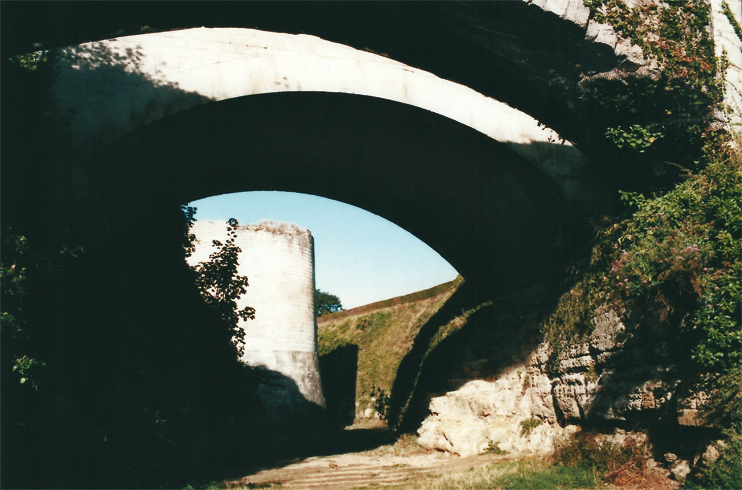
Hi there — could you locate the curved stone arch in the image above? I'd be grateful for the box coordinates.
[53,27,587,202]
[83,90,575,296]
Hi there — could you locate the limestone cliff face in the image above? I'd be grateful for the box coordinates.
[416,292,717,459]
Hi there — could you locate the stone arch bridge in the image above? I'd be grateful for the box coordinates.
[11,1,656,293]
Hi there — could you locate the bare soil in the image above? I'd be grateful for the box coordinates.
[222,423,680,490]
[227,447,507,489]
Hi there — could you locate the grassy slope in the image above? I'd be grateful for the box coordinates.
[318,276,463,423]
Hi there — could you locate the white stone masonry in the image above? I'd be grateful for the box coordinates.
[188,219,325,407]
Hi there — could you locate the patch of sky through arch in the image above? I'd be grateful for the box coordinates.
[188,191,459,310]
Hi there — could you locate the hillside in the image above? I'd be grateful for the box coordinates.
[317,277,463,425]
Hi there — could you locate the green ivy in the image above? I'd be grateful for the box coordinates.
[1,231,83,389]
[605,124,664,152]
[12,355,46,390]
[543,2,742,381]
[549,3,742,470]
[544,137,741,366]
[607,144,741,369]
[581,1,723,177]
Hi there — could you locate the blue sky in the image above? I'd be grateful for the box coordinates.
[188,191,459,309]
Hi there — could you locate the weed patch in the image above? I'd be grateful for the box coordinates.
[404,460,596,490]
[484,441,508,455]
[488,463,595,490]
[519,417,543,437]
[552,431,648,486]
[539,12,741,473]
[683,421,742,490]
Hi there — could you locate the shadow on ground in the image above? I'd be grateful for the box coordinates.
[200,365,396,485]
[213,425,397,485]
[222,280,560,483]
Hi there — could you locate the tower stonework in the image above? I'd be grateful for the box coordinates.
[188,219,325,409]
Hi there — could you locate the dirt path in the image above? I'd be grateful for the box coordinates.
[223,423,679,490]
[228,450,506,489]
[229,449,680,490]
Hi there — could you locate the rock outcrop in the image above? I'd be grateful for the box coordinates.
[417,374,577,457]
[415,290,717,460]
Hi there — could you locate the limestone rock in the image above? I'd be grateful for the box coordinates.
[528,0,660,81]
[586,20,618,49]
[417,414,490,457]
[552,373,598,421]
[676,375,717,427]
[596,428,649,449]
[418,295,721,460]
[704,443,721,464]
[526,342,551,369]
[528,374,556,423]
[590,309,628,353]
[558,354,594,372]
[417,370,567,456]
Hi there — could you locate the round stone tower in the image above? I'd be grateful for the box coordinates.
[187,219,325,408]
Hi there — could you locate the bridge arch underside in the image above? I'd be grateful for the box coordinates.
[83,92,583,295]
[5,2,629,150]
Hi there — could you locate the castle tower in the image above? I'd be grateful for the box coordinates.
[187,219,325,409]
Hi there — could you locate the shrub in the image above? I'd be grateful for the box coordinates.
[542,1,741,373]
[693,426,742,490]
[552,431,648,485]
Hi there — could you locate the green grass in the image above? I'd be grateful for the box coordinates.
[487,462,595,490]
[183,481,229,489]
[320,280,459,322]
[318,277,462,420]
[383,460,597,490]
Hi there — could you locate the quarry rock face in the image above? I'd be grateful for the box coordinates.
[417,296,717,459]
[541,309,693,425]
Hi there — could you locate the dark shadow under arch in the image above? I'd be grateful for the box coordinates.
[81,91,586,297]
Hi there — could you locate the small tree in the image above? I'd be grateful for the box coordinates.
[315,289,343,317]
[185,209,255,357]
